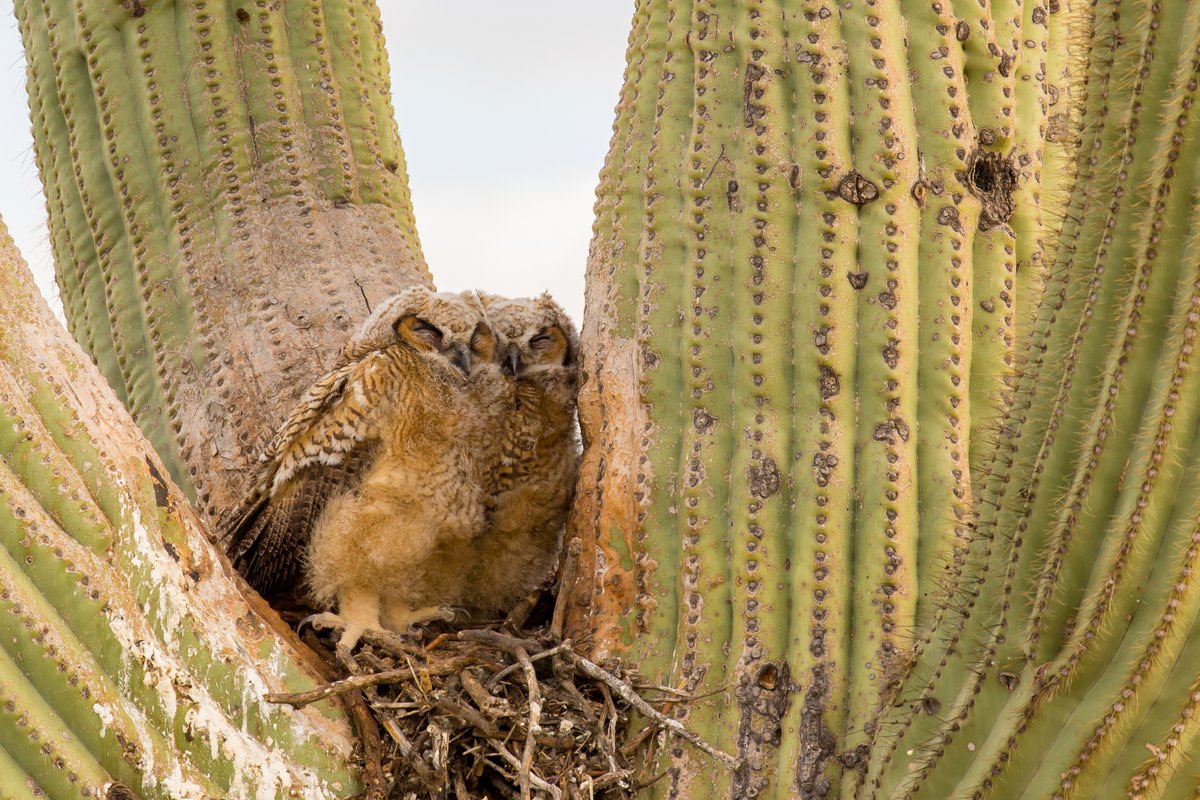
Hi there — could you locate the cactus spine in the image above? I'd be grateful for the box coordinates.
[571,0,1200,798]
[17,0,430,521]
[0,221,359,798]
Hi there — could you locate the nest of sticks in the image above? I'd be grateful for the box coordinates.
[266,542,738,799]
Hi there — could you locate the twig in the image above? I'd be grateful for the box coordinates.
[516,646,540,800]
[551,655,595,722]
[454,769,471,800]
[504,591,541,632]
[433,693,503,739]
[490,746,563,800]
[487,641,572,690]
[568,654,741,770]
[264,668,427,708]
[551,538,582,641]
[461,669,511,716]
[359,628,425,658]
[458,628,543,652]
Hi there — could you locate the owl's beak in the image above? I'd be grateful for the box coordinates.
[449,342,472,376]
[504,342,522,376]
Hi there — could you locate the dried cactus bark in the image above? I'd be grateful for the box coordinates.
[0,219,359,798]
[17,0,430,522]
[565,0,1200,798]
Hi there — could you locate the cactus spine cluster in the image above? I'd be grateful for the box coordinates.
[0,221,359,798]
[17,0,430,521]
[571,0,1200,797]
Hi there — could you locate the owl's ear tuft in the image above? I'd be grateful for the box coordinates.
[395,315,444,352]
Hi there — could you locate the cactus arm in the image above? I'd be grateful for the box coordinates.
[941,18,1200,791]
[1119,654,1200,800]
[983,182,1200,798]
[1047,438,1200,799]
[0,220,360,797]
[953,243,1200,799]
[18,0,431,519]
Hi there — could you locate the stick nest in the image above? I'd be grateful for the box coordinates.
[268,570,736,799]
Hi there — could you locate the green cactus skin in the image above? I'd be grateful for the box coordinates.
[17,0,430,523]
[570,0,1200,798]
[0,222,359,797]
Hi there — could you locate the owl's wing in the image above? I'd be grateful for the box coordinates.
[221,353,391,597]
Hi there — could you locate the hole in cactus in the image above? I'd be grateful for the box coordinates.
[965,149,1019,231]
[105,784,140,800]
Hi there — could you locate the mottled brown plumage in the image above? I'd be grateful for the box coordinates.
[221,287,510,647]
[457,293,580,614]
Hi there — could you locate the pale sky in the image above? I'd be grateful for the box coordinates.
[0,3,634,326]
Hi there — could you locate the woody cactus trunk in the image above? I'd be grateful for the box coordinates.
[17,0,429,523]
[570,0,1200,798]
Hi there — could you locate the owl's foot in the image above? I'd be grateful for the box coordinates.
[300,614,388,652]
[382,604,461,633]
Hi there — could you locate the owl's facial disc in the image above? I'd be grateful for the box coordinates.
[396,315,472,375]
[469,323,499,370]
[527,325,572,369]
[395,315,444,352]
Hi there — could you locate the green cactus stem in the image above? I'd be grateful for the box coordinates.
[569,1,1200,798]
[16,0,430,522]
[0,219,360,797]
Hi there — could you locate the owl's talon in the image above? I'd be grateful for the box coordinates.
[297,612,344,635]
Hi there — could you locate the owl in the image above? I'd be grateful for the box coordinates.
[221,286,511,648]
[455,292,581,615]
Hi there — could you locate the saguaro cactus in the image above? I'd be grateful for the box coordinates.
[569,0,1200,798]
[17,0,429,521]
[0,219,359,798]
